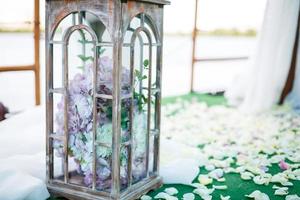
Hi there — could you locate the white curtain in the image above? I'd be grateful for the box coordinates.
[225,0,300,113]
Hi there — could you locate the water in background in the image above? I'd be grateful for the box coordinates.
[0,33,256,111]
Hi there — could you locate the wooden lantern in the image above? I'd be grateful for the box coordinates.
[45,0,169,199]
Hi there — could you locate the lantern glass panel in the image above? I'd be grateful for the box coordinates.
[120,14,159,189]
[52,44,63,88]
[53,146,64,181]
[50,11,118,191]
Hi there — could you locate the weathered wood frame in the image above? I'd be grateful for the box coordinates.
[45,0,169,199]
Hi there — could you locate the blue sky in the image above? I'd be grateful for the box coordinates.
[0,0,267,33]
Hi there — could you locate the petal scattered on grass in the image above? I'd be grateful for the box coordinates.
[274,187,289,196]
[182,193,195,200]
[241,172,255,180]
[279,161,289,171]
[213,185,227,190]
[165,187,179,196]
[141,195,152,200]
[198,175,213,186]
[245,190,270,200]
[220,195,231,200]
[285,194,300,200]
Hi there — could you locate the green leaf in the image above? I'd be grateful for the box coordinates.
[78,39,91,44]
[134,69,142,80]
[99,48,106,55]
[142,75,147,80]
[77,66,84,70]
[143,59,149,69]
[78,55,93,62]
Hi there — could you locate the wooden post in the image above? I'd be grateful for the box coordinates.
[190,0,198,93]
[0,0,40,106]
[34,0,41,105]
[280,8,300,104]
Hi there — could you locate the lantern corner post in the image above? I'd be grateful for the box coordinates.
[45,0,54,184]
[111,1,123,199]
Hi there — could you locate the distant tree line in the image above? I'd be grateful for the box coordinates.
[200,28,257,37]
[165,28,257,37]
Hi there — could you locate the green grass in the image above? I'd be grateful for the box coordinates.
[48,93,299,199]
[162,92,227,106]
[148,161,300,200]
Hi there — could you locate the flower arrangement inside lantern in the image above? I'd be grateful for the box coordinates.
[46,3,167,197]
[50,13,155,191]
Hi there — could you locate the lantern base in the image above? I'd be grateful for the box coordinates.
[47,176,162,200]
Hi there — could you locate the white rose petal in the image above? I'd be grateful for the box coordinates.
[193,188,214,197]
[141,195,152,200]
[209,169,224,180]
[154,192,171,199]
[205,164,215,171]
[217,178,226,182]
[182,193,195,200]
[198,175,213,185]
[253,176,267,185]
[165,187,179,196]
[281,181,293,186]
[272,185,281,189]
[274,188,289,196]
[220,195,231,200]
[213,185,227,190]
[245,190,270,200]
[286,194,300,200]
[241,172,255,180]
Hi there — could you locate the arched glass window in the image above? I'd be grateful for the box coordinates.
[48,11,115,194]
[121,13,161,190]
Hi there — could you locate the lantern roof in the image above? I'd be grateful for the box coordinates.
[136,0,170,5]
[134,0,170,5]
[47,0,170,5]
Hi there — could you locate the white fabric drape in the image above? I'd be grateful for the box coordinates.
[0,106,200,200]
[226,0,300,113]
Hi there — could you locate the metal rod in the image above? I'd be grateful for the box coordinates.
[128,35,135,186]
[49,88,64,94]
[123,43,160,47]
[78,13,87,67]
[72,13,76,25]
[78,11,83,25]
[153,42,162,174]
[140,13,145,28]
[49,41,66,45]
[96,42,114,47]
[62,42,69,184]
[49,134,64,140]
[145,37,152,178]
[139,37,144,95]
[92,44,98,190]
[190,0,198,93]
